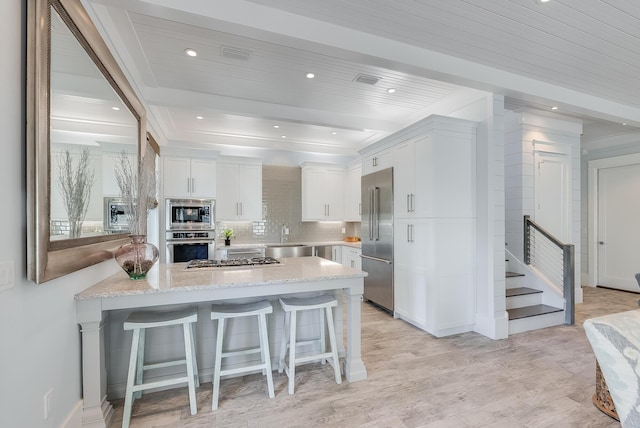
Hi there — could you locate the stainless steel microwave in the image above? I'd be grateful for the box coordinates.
[165,198,215,230]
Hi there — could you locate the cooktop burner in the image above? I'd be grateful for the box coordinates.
[186,257,281,269]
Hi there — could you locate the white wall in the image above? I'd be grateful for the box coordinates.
[0,2,121,427]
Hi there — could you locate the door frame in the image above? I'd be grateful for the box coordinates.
[587,153,640,287]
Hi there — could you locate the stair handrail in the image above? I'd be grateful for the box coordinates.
[523,215,575,325]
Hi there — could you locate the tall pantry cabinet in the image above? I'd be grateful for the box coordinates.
[389,115,477,337]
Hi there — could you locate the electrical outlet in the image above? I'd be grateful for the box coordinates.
[0,260,14,291]
[44,388,53,419]
[341,227,346,234]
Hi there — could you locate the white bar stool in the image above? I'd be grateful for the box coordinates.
[210,300,275,410]
[122,307,199,428]
[278,294,342,395]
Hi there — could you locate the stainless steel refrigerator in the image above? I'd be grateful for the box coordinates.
[361,167,394,312]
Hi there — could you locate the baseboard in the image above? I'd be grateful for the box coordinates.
[473,311,509,340]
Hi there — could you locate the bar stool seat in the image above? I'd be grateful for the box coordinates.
[210,300,275,410]
[122,307,199,428]
[278,294,342,395]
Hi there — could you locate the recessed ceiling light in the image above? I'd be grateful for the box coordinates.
[111,106,120,111]
[273,125,280,129]
[331,132,337,135]
[281,135,287,138]
[551,106,559,110]
[196,115,203,120]
[185,48,198,57]
[536,0,551,3]
[622,122,627,126]
[387,88,396,94]
[306,73,315,79]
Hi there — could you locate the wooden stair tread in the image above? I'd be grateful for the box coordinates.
[507,304,563,320]
[506,287,542,297]
[506,271,525,278]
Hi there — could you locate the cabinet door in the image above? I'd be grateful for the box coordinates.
[236,164,262,220]
[324,169,344,220]
[393,140,415,218]
[302,168,326,221]
[189,159,216,198]
[393,219,430,329]
[163,156,191,198]
[216,163,238,219]
[362,148,393,175]
[344,166,361,221]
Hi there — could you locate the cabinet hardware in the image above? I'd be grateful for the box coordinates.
[191,178,195,194]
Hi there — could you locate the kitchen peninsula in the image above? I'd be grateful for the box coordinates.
[75,256,367,427]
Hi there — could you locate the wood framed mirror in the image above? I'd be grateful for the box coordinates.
[27,0,147,283]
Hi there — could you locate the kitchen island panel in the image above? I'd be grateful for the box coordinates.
[75,257,366,427]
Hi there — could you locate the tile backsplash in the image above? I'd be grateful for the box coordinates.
[216,165,359,244]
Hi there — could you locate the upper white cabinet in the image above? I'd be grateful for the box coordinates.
[344,163,362,221]
[301,163,344,221]
[216,160,262,221]
[163,156,216,199]
[362,147,393,175]
[393,117,476,219]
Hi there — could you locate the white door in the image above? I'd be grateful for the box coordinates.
[597,163,640,292]
[534,150,570,241]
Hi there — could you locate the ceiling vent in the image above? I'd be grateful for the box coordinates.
[221,46,251,61]
[353,73,380,85]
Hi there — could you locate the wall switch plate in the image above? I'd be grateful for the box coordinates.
[341,227,346,234]
[0,260,15,291]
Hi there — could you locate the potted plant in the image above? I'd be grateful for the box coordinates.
[223,228,234,246]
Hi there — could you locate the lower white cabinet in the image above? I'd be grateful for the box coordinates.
[394,218,475,337]
[342,246,362,270]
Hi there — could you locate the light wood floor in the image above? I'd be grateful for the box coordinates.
[109,286,638,427]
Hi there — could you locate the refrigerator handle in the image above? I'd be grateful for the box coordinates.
[360,254,393,264]
[374,187,380,241]
[368,187,374,240]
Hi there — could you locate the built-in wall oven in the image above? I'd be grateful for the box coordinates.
[165,198,215,263]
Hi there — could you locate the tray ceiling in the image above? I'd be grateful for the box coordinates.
[83,0,640,156]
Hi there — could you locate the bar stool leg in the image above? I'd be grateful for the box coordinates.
[123,328,141,428]
[257,313,275,398]
[278,311,290,373]
[325,306,342,385]
[134,328,145,400]
[212,318,225,410]
[287,310,297,395]
[319,308,326,365]
[183,323,197,415]
[189,322,200,388]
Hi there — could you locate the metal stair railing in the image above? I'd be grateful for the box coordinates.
[523,215,575,325]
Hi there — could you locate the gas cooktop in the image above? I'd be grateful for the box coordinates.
[186,257,281,269]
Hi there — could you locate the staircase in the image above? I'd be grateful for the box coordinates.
[505,267,564,335]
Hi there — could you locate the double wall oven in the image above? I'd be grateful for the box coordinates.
[165,198,216,263]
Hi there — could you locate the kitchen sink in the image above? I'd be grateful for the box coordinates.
[264,244,313,258]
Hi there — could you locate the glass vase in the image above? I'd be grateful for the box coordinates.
[114,235,159,280]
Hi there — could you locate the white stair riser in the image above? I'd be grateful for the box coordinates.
[506,275,525,288]
[508,311,565,335]
[506,293,542,309]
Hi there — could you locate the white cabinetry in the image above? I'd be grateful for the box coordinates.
[301,163,344,221]
[362,147,393,175]
[390,115,477,337]
[216,160,262,221]
[344,164,362,221]
[394,218,475,337]
[342,246,362,270]
[394,122,475,219]
[163,156,216,199]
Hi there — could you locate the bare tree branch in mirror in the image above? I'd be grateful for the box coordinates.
[56,147,95,238]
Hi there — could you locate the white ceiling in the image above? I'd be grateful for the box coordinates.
[82,0,640,159]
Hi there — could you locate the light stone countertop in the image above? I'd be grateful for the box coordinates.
[75,256,366,300]
[218,241,362,250]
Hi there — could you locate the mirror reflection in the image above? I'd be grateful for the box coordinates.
[49,8,137,241]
